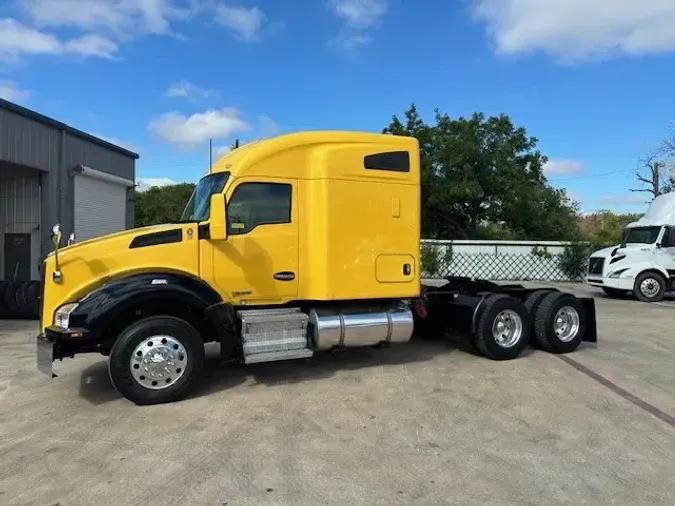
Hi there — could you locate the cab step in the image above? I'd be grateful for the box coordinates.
[237,307,313,364]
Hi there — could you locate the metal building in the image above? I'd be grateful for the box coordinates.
[0,98,138,283]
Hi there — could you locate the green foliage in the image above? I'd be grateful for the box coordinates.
[420,243,441,277]
[531,245,553,260]
[420,242,453,278]
[134,182,196,228]
[384,104,580,241]
[577,210,641,247]
[559,241,593,280]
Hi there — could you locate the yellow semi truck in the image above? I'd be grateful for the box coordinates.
[37,131,598,405]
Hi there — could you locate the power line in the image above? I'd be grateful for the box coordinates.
[549,169,634,183]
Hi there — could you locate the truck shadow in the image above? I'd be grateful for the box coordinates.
[77,335,475,405]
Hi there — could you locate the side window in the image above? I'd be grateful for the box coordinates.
[227,182,292,235]
[662,227,675,248]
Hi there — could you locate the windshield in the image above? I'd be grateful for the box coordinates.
[179,172,229,222]
[621,226,662,246]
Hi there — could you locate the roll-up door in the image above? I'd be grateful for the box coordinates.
[73,166,134,241]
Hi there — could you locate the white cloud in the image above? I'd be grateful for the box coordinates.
[215,3,266,41]
[329,0,388,29]
[0,80,32,103]
[0,18,119,61]
[136,177,182,192]
[63,33,119,59]
[327,0,388,48]
[19,0,197,37]
[148,107,252,147]
[165,80,217,100]
[213,144,234,159]
[544,159,583,176]
[469,0,675,62]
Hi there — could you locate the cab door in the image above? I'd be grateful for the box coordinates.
[657,226,675,276]
[211,177,299,305]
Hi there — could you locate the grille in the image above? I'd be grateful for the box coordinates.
[588,257,604,275]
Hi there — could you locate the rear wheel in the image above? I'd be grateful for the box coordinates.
[108,315,206,405]
[633,271,666,302]
[474,294,531,360]
[533,292,586,354]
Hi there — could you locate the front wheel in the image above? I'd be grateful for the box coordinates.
[108,315,206,405]
[633,271,667,302]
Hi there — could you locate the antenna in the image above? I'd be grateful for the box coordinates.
[209,138,212,173]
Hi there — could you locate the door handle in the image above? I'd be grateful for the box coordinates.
[274,271,295,281]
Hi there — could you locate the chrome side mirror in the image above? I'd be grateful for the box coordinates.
[67,233,75,246]
[51,223,63,283]
[51,224,62,247]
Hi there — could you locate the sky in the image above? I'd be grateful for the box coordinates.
[1,0,675,215]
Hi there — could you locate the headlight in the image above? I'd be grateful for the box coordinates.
[53,303,79,329]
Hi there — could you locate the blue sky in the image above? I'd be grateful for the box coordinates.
[1,0,675,215]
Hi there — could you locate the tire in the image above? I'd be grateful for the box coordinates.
[633,271,667,302]
[602,287,626,298]
[25,281,41,319]
[15,282,31,319]
[108,315,206,405]
[4,281,23,318]
[533,292,586,354]
[0,281,9,319]
[473,294,531,360]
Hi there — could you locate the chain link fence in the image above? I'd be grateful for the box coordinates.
[420,239,592,282]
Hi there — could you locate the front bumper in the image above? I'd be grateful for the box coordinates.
[586,276,635,291]
[36,326,99,378]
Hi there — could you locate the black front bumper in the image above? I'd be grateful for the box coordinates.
[36,326,100,378]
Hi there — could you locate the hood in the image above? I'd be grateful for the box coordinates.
[590,245,618,258]
[41,222,201,331]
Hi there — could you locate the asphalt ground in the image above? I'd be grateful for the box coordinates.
[1,282,674,505]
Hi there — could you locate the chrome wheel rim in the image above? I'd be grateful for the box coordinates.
[130,335,187,390]
[553,306,580,343]
[640,278,660,298]
[491,309,523,348]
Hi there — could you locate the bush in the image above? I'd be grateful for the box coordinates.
[420,243,453,278]
[559,241,592,280]
[421,243,440,277]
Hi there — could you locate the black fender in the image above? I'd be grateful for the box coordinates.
[68,272,235,346]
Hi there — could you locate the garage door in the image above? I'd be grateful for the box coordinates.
[74,167,134,241]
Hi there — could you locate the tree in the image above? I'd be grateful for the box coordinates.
[383,104,580,240]
[629,150,671,200]
[134,183,196,227]
[577,210,642,246]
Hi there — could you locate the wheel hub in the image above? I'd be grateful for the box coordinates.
[130,335,187,390]
[640,278,660,298]
[553,306,580,343]
[492,309,523,348]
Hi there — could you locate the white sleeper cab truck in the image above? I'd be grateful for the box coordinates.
[586,192,675,302]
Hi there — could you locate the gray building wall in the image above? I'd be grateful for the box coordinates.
[0,98,138,278]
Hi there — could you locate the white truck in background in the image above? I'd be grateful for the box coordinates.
[586,192,675,302]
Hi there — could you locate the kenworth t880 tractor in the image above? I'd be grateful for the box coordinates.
[37,131,598,405]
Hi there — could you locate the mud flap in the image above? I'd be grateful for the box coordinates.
[579,297,598,343]
[37,334,57,378]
